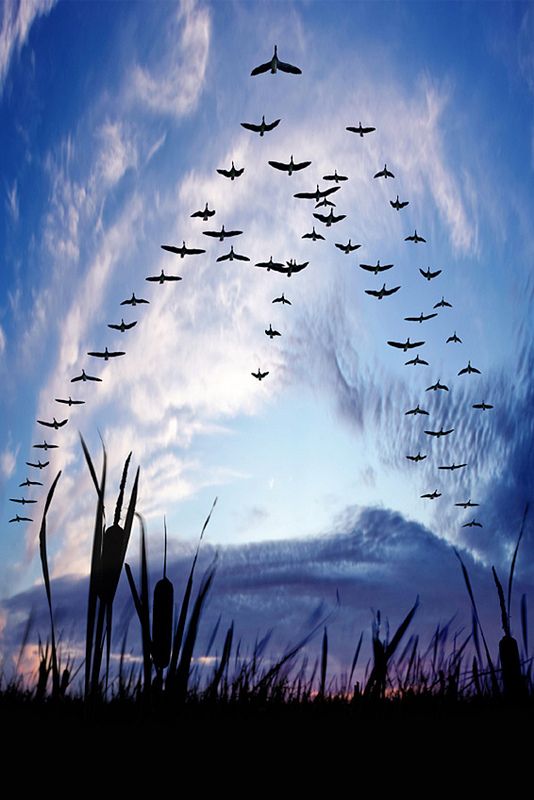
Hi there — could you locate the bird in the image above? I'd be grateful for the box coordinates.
[458,361,481,376]
[55,396,85,406]
[421,490,442,500]
[121,293,149,306]
[9,497,37,505]
[455,500,479,509]
[387,338,425,352]
[241,115,281,136]
[315,197,336,208]
[434,296,452,309]
[439,463,467,471]
[359,260,394,274]
[26,460,49,469]
[405,230,426,243]
[265,324,281,339]
[405,405,429,416]
[335,240,361,254]
[322,170,348,183]
[87,347,125,361]
[272,293,291,305]
[71,369,102,383]
[424,427,454,437]
[462,519,483,528]
[268,155,311,175]
[446,331,462,344]
[365,283,400,299]
[33,441,58,450]
[108,319,137,332]
[191,202,215,221]
[19,478,43,487]
[294,185,340,202]
[283,259,308,277]
[251,369,269,380]
[346,122,375,137]
[217,246,250,262]
[406,453,427,462]
[37,417,68,429]
[313,209,346,227]
[472,401,493,411]
[302,226,325,241]
[390,195,409,210]
[426,379,449,392]
[161,241,206,257]
[255,257,285,272]
[250,45,301,76]
[405,354,429,366]
[217,161,244,180]
[203,225,243,242]
[419,268,442,281]
[146,270,182,283]
[9,514,33,523]
[404,312,438,323]
[373,164,395,179]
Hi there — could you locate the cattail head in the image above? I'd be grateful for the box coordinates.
[100,523,124,603]
[152,576,174,670]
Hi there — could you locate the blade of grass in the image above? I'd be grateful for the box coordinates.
[37,470,62,697]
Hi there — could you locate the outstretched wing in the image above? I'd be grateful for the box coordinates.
[387,340,405,349]
[268,160,289,172]
[277,59,301,75]
[241,122,261,132]
[292,160,312,171]
[250,59,273,76]
[312,212,329,223]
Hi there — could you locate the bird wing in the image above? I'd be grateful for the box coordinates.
[264,119,281,131]
[234,253,250,261]
[365,289,381,298]
[387,341,404,349]
[404,316,420,322]
[359,264,376,271]
[313,212,329,223]
[241,122,261,132]
[37,419,54,427]
[216,168,231,177]
[233,167,244,177]
[268,160,289,171]
[385,169,395,178]
[373,169,385,178]
[250,59,272,76]
[405,235,415,241]
[331,214,346,223]
[185,247,206,255]
[160,244,183,254]
[458,367,468,375]
[425,313,438,320]
[292,160,312,171]
[408,340,425,348]
[108,351,125,357]
[203,230,222,238]
[384,286,400,296]
[277,59,302,75]
[224,230,243,238]
[216,252,231,262]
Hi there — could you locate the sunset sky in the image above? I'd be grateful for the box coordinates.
[1,0,533,674]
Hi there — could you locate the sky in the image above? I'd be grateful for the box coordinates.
[0,0,533,680]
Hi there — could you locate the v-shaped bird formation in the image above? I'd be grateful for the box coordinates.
[9,44,491,536]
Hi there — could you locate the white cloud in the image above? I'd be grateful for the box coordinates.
[96,121,138,187]
[5,180,18,222]
[0,0,56,93]
[0,445,18,478]
[0,322,6,356]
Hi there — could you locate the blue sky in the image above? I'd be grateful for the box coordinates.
[0,0,533,675]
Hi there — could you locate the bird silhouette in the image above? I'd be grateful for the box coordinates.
[19,477,43,487]
[434,296,452,309]
[268,155,311,175]
[251,369,269,380]
[323,169,348,183]
[439,463,467,471]
[9,514,33,523]
[191,202,215,221]
[121,293,149,306]
[472,401,493,410]
[424,427,454,437]
[255,256,285,272]
[71,369,102,383]
[217,245,250,262]
[446,331,462,344]
[346,122,375,137]
[241,115,281,136]
[359,260,394,274]
[419,267,442,281]
[462,519,483,528]
[335,240,361,254]
[217,161,244,180]
[283,259,308,277]
[315,197,336,208]
[313,209,346,227]
[293,185,340,201]
[108,319,137,332]
[250,45,301,76]
[302,226,325,241]
[458,361,481,376]
[390,195,409,210]
[404,312,438,323]
[406,453,427,462]
[55,396,85,406]
[87,347,125,361]
[387,338,425,351]
[161,241,206,257]
[373,164,394,179]
[146,270,182,283]
[265,324,281,339]
[455,500,479,509]
[33,441,58,450]
[26,460,49,469]
[365,284,401,299]
[421,490,441,500]
[272,293,291,305]
[9,497,37,505]
[405,405,429,416]
[37,417,68,429]
[405,230,426,243]
[426,379,449,392]
[203,225,243,242]
[405,354,429,366]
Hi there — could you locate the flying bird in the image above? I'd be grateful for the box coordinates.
[33,441,58,450]
[346,122,375,137]
[421,490,442,500]
[26,460,49,469]
[365,284,400,299]
[302,226,325,241]
[373,164,394,179]
[426,379,449,392]
[439,463,467,471]
[9,497,37,505]
[455,500,479,509]
[217,161,244,180]
[37,417,68,429]
[405,230,426,243]
[121,293,149,306]
[9,515,33,523]
[315,197,336,209]
[359,260,394,274]
[335,240,361,254]
[313,209,346,227]
[55,396,85,406]
[265,324,281,339]
[255,256,285,272]
[268,155,311,175]
[387,338,425,352]
[71,369,102,383]
[250,45,301,76]
[419,267,442,281]
[405,405,429,416]
[203,225,243,242]
[241,115,281,136]
[405,354,429,366]
[251,369,269,380]
[446,331,462,344]
[19,478,43,487]
[217,245,250,262]
[161,241,206,257]
[462,519,483,528]
[272,293,291,305]
[434,296,452,309]
[458,361,481,376]
[390,195,409,210]
[145,270,182,284]
[404,312,438,323]
[191,202,215,221]
[322,170,348,183]
[472,401,493,411]
[108,319,137,333]
[87,347,126,361]
[293,185,340,201]
[424,427,454,438]
[283,259,308,277]
[406,453,427,462]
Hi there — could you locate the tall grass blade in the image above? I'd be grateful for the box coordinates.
[507,503,529,619]
[319,627,328,699]
[348,631,364,692]
[521,593,528,658]
[175,563,216,700]
[38,470,62,697]
[492,566,510,637]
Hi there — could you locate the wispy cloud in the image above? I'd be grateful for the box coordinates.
[0,444,18,479]
[0,0,56,93]
[5,179,18,222]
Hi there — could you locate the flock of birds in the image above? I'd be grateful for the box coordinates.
[8,46,490,533]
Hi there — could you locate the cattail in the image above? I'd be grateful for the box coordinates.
[151,519,174,671]
[499,635,524,699]
[100,523,124,603]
